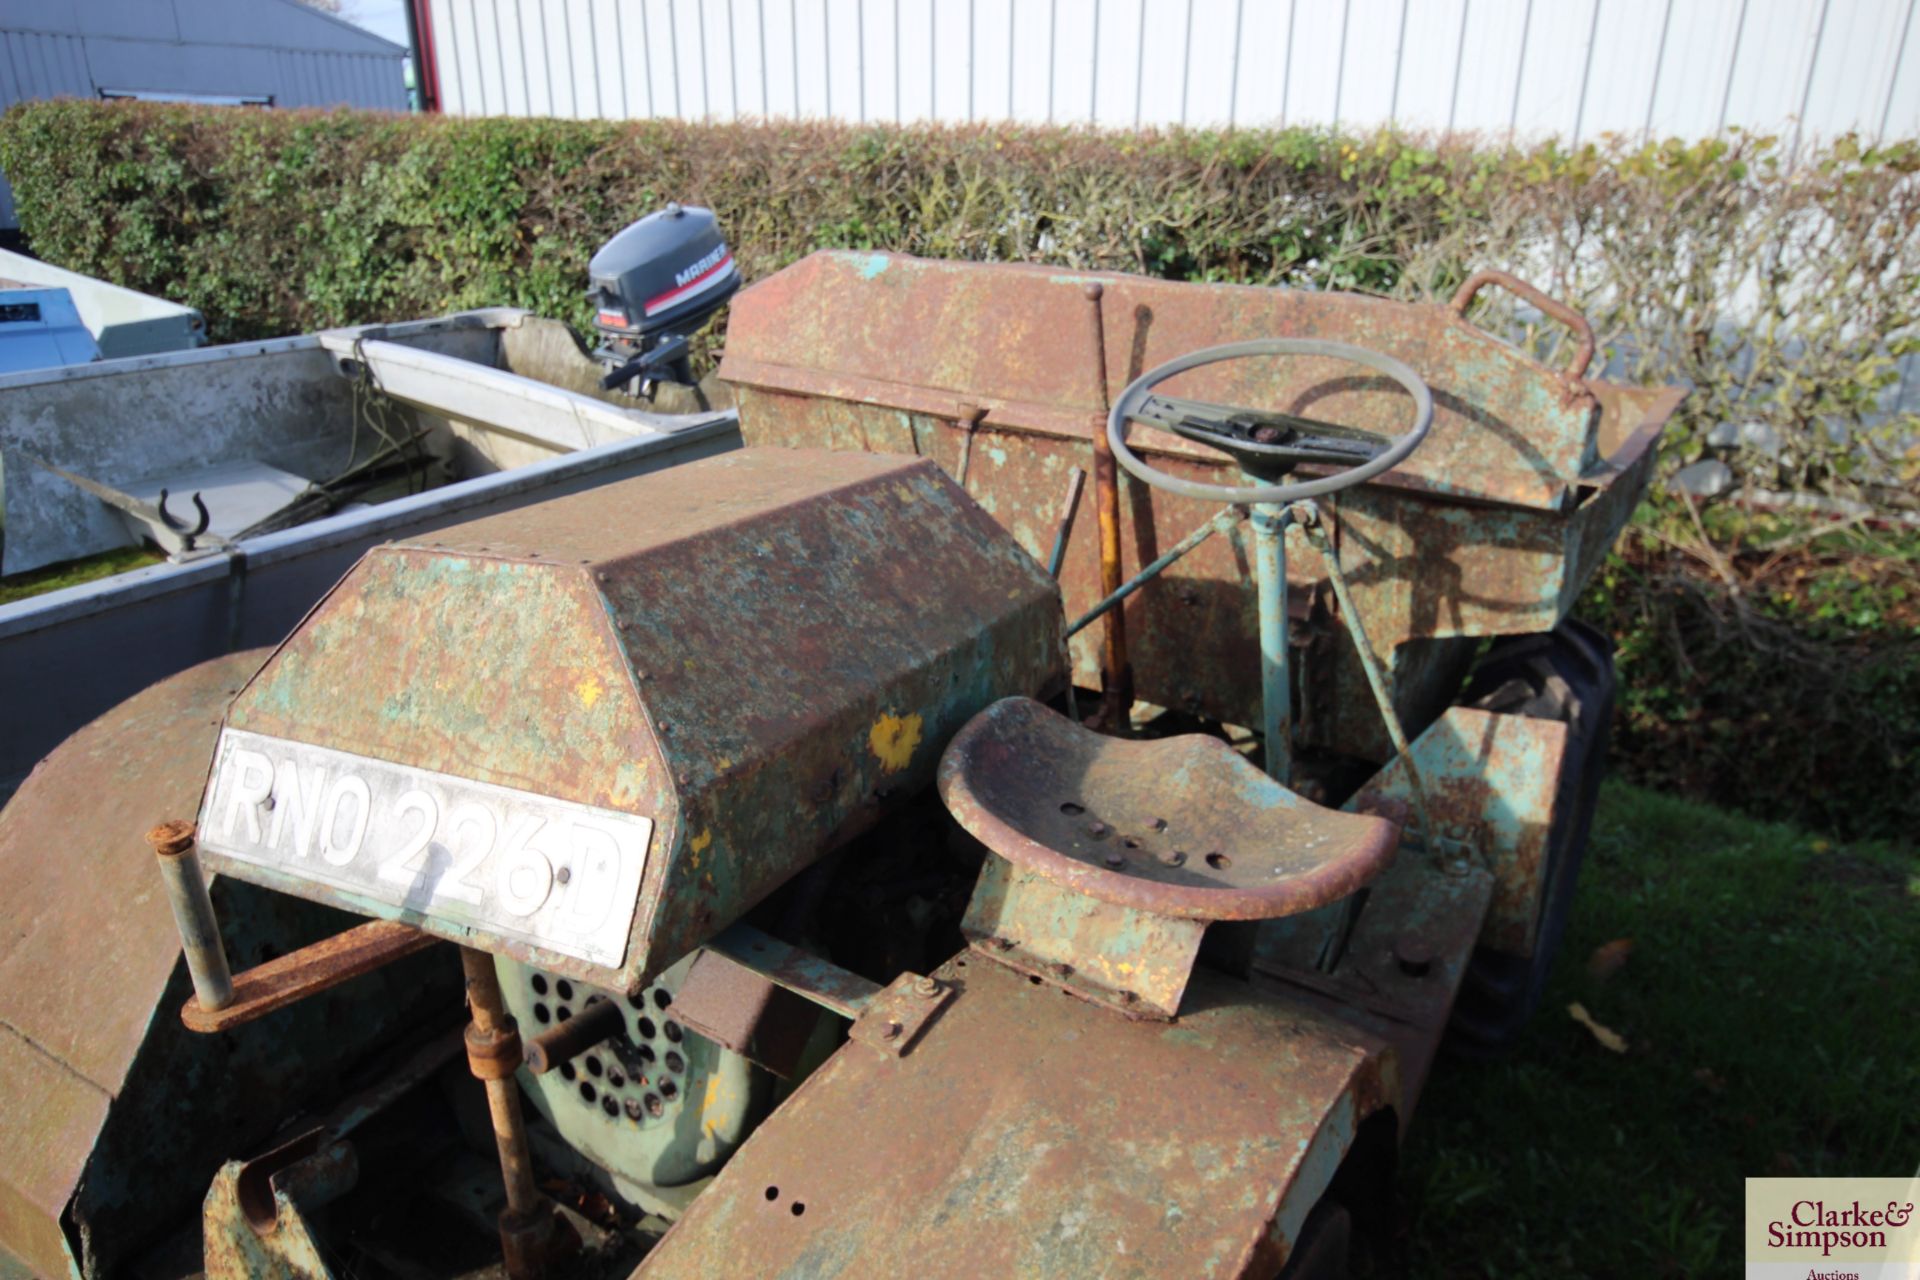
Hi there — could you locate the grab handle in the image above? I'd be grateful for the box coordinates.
[1449,270,1595,382]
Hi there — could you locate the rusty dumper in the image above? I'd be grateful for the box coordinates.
[0,253,1678,1278]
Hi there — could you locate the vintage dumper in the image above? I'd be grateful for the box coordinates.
[0,250,1678,1278]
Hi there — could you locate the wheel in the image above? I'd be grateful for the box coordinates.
[1445,618,1616,1053]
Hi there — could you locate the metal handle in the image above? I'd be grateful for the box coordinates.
[1448,270,1595,382]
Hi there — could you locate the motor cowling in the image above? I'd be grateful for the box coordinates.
[588,203,740,390]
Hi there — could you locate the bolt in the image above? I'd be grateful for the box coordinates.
[1392,936,1434,978]
[882,1020,902,1040]
[992,937,1016,951]
[912,975,941,998]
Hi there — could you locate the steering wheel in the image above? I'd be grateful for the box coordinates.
[1106,339,1434,505]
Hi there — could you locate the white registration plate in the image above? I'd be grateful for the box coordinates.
[197,729,651,967]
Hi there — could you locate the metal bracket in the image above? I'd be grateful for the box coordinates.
[700,923,953,1058]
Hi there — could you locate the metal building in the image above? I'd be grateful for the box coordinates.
[417,0,1920,143]
[0,0,410,227]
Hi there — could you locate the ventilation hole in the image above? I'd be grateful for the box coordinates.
[556,980,575,1001]
[608,1069,625,1088]
[1206,851,1231,870]
[646,1093,665,1118]
[1151,817,1168,832]
[556,1006,572,1023]
[578,1082,597,1104]
[653,989,672,1009]
[1123,838,1140,849]
[637,1017,657,1039]
[664,1051,684,1074]
[530,974,549,995]
[660,1078,678,1099]
[628,992,645,1010]
[791,1202,806,1217]
[1028,975,1042,985]
[638,1044,657,1064]
[559,1061,577,1081]
[533,1003,550,1025]
[601,1095,619,1117]
[765,1186,779,1202]
[585,1056,603,1078]
[624,1097,645,1121]
[1059,801,1084,815]
[956,958,968,967]
[663,1021,683,1043]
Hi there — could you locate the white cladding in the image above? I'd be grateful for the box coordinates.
[425,0,1919,142]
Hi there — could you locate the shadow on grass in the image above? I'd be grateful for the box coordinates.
[1401,780,1919,1278]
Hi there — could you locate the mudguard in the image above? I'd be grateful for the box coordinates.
[636,955,1397,1278]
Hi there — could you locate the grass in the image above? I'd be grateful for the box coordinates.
[0,544,165,605]
[1401,779,1919,1277]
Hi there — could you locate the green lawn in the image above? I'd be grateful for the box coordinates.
[0,545,165,605]
[1401,780,1918,1277]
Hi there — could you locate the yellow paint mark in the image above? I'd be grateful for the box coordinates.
[691,827,713,854]
[868,712,924,773]
[716,756,733,771]
[575,675,603,709]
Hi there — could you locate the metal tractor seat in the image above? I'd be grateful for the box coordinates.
[940,697,1399,1018]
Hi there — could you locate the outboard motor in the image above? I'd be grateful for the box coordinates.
[587,202,740,397]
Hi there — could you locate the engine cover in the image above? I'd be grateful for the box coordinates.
[193,448,1064,992]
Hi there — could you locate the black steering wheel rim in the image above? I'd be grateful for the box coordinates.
[1106,338,1435,505]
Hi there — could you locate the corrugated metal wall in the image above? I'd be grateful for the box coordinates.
[0,0,408,111]
[0,0,409,226]
[426,0,1920,140]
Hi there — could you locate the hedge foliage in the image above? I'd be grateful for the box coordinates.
[3,100,1916,506]
[1,101,1914,839]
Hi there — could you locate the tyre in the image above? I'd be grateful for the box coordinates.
[1276,1200,1353,1280]
[1445,618,1616,1053]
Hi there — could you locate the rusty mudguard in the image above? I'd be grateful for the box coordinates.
[636,954,1399,1279]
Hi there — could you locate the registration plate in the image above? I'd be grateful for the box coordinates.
[197,729,652,967]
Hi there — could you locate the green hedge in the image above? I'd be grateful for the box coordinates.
[3,101,1916,505]
[2,101,1914,838]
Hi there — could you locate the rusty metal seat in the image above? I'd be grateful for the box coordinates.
[938,697,1401,922]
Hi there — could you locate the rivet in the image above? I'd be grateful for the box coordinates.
[882,1020,902,1039]
[1087,821,1110,839]
[556,866,572,885]
[1162,850,1188,867]
[1104,851,1124,867]
[1151,817,1168,831]
[1050,962,1073,979]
